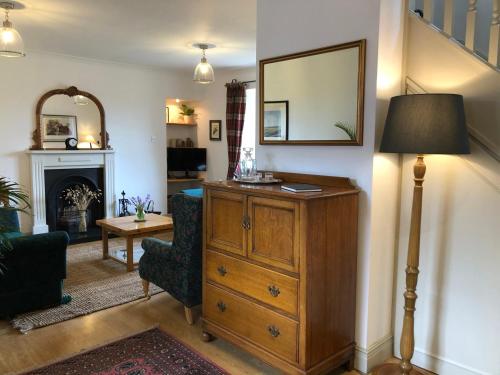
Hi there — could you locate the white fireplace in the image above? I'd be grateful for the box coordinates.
[27,150,115,234]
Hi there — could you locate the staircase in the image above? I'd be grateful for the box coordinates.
[407,0,500,161]
[410,0,499,69]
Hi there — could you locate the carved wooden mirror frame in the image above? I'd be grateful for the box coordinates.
[259,39,366,146]
[31,86,108,150]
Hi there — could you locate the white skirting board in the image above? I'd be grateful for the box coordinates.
[404,347,491,375]
[355,335,393,374]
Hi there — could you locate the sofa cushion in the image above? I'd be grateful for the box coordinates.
[2,232,24,240]
[181,188,203,198]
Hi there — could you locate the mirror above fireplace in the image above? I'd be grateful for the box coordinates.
[31,86,109,150]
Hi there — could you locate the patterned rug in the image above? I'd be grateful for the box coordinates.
[21,327,228,375]
[11,238,164,332]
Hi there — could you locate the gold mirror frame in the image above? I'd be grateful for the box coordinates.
[31,86,109,150]
[259,39,366,146]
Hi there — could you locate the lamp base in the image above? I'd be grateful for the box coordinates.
[372,363,426,375]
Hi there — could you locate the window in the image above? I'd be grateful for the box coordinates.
[241,86,256,155]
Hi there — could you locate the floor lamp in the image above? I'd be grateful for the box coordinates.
[374,94,470,375]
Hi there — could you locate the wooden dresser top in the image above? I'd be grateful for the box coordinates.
[203,171,360,200]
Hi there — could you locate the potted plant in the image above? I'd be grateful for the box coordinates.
[130,194,151,222]
[0,177,31,274]
[179,104,196,124]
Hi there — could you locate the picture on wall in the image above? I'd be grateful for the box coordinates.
[209,120,222,141]
[41,115,78,142]
[263,101,288,140]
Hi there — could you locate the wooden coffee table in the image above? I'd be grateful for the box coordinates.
[96,214,173,271]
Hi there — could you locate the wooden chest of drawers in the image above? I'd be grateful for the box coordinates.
[202,172,359,375]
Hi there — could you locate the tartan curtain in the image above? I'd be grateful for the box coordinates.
[225,80,247,179]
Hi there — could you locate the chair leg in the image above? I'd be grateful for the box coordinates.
[184,306,194,325]
[142,279,150,299]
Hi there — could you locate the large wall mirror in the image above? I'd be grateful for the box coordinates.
[32,86,108,150]
[259,40,366,145]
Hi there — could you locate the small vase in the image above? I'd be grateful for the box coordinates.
[78,210,87,232]
[136,207,145,221]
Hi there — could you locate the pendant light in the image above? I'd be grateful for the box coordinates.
[0,1,25,58]
[193,43,215,84]
[73,95,89,105]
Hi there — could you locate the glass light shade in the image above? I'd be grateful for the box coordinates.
[73,95,89,105]
[0,22,25,57]
[193,57,215,84]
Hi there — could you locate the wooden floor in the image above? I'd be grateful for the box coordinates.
[0,283,357,375]
[0,236,431,375]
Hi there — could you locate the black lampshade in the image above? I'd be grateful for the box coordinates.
[380,94,470,154]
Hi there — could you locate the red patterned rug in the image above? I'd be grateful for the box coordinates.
[22,327,228,375]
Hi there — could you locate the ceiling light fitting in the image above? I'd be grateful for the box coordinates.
[193,43,215,84]
[0,1,25,57]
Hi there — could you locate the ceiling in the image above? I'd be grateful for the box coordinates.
[5,0,256,71]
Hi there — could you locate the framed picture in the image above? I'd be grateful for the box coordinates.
[41,115,78,142]
[209,120,222,141]
[263,101,288,141]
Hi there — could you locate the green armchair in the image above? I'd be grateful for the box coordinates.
[0,207,69,317]
[139,193,202,324]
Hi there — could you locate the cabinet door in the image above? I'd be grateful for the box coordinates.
[206,189,247,256]
[247,196,300,272]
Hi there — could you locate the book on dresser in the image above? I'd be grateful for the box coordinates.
[201,171,360,375]
[281,183,322,192]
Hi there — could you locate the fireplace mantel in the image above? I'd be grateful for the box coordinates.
[27,150,115,234]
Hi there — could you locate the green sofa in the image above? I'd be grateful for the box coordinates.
[0,207,69,317]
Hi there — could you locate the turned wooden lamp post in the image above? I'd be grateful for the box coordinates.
[375,94,470,375]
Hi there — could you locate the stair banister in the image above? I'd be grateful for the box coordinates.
[489,0,500,66]
[443,0,453,35]
[465,0,478,50]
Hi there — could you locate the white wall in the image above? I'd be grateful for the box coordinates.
[394,13,500,375]
[256,0,405,372]
[193,67,256,180]
[0,51,192,230]
[366,0,406,363]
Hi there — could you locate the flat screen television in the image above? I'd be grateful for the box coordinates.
[167,147,207,175]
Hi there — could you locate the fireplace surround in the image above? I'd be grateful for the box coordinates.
[27,150,115,236]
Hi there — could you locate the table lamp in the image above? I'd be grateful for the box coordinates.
[374,94,470,375]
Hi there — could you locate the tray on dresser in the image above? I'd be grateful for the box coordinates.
[233,177,282,184]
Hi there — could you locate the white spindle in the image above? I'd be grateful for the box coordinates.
[465,0,478,50]
[423,0,434,22]
[489,0,500,65]
[443,0,454,35]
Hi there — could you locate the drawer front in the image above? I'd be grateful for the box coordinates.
[204,284,298,363]
[206,251,299,315]
[247,196,300,273]
[206,250,298,316]
[206,189,247,256]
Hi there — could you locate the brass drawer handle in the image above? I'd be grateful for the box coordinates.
[241,216,251,230]
[216,300,226,312]
[268,285,281,297]
[267,325,280,338]
[217,265,227,276]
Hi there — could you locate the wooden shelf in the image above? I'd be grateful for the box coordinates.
[166,122,197,127]
[167,178,204,183]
